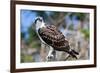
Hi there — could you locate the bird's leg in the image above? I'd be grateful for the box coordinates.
[46,46,56,61]
[52,50,56,61]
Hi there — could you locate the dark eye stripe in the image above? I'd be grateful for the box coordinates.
[35,18,42,24]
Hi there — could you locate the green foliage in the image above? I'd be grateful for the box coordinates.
[50,12,67,19]
[21,53,33,63]
[68,24,74,30]
[27,25,41,48]
[27,25,38,43]
[21,32,25,39]
[80,29,90,40]
[75,13,86,21]
[70,13,86,21]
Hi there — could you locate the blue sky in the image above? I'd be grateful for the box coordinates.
[21,10,37,39]
[21,10,36,33]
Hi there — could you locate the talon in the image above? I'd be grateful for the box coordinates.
[46,54,54,60]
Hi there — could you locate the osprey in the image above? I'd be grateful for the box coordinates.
[34,16,79,60]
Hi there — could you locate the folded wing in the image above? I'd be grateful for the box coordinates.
[38,25,70,51]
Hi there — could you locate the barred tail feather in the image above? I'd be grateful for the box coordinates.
[66,49,79,59]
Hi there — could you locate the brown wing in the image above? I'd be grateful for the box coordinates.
[38,25,70,50]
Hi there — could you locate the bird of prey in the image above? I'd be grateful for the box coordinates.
[34,16,79,61]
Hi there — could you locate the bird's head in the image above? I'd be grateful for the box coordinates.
[34,16,45,30]
[34,16,43,24]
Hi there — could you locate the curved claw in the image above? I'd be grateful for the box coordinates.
[46,54,54,61]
